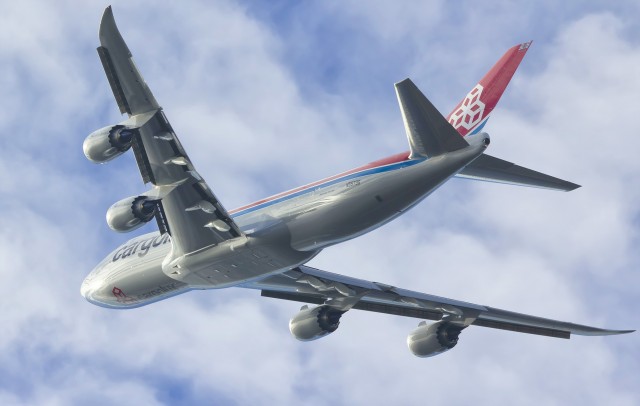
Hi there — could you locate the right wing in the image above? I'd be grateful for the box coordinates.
[457,153,581,191]
[245,265,633,339]
[98,7,243,256]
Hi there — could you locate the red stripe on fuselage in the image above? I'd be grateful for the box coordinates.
[229,151,410,215]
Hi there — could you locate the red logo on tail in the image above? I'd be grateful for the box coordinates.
[449,84,485,131]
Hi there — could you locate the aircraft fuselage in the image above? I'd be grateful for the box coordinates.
[81,141,487,308]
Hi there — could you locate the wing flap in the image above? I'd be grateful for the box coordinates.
[261,290,445,321]
[97,46,130,115]
[457,153,580,191]
[472,317,570,339]
[130,126,155,184]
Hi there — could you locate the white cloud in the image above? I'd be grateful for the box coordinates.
[0,1,638,405]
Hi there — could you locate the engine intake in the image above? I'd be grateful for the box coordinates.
[407,321,465,358]
[83,124,137,163]
[289,305,345,341]
[106,195,159,233]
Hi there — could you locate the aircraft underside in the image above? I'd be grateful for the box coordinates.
[81,6,632,359]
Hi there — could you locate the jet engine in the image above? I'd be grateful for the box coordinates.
[83,124,137,163]
[106,195,159,232]
[406,321,465,357]
[289,305,345,341]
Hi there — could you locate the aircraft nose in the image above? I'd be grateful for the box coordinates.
[80,274,101,303]
[80,278,92,300]
[80,270,134,308]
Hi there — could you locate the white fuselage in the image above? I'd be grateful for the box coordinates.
[82,142,487,308]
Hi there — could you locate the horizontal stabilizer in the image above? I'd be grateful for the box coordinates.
[457,153,580,191]
[395,79,469,158]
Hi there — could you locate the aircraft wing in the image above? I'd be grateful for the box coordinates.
[457,153,581,191]
[244,265,633,338]
[97,7,242,256]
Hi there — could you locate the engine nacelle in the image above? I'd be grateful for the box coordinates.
[407,321,465,358]
[106,195,158,233]
[289,305,345,341]
[83,124,137,163]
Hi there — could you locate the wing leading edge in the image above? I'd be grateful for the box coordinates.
[245,265,633,339]
[97,7,242,255]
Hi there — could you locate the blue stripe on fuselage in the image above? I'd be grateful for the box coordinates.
[231,158,424,218]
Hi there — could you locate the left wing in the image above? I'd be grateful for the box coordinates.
[244,265,633,339]
[98,7,242,256]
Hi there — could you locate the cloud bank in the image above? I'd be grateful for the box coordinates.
[0,1,637,404]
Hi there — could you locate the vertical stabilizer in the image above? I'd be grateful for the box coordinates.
[395,79,469,158]
[447,42,532,136]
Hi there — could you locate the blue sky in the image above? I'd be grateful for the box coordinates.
[0,1,638,405]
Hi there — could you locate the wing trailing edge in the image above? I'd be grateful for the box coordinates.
[457,153,580,191]
[476,306,634,337]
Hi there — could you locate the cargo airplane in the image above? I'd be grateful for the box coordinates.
[81,6,633,357]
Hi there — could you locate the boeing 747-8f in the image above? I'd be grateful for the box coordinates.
[81,7,632,357]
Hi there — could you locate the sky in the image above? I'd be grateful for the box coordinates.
[0,0,638,405]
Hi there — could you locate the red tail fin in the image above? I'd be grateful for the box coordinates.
[447,41,532,136]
